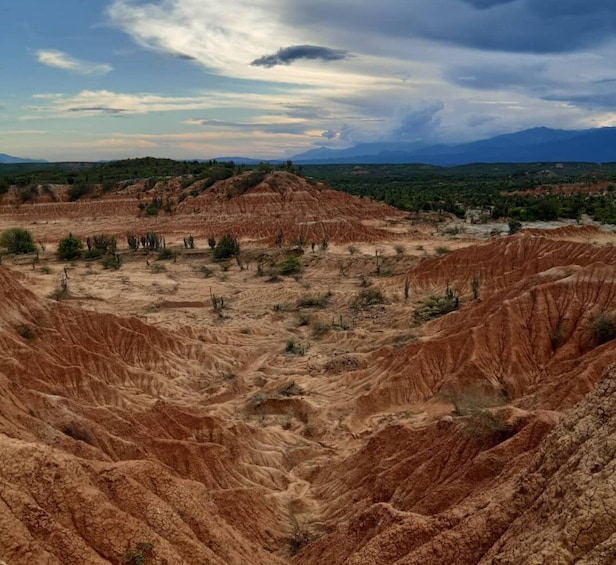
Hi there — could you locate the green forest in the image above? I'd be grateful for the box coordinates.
[3,158,616,224]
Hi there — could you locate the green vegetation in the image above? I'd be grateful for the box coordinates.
[591,312,616,345]
[212,233,240,261]
[0,228,36,254]
[156,247,175,260]
[279,255,302,275]
[300,163,616,225]
[56,233,83,260]
[121,542,154,565]
[414,286,460,323]
[85,234,117,259]
[7,159,616,224]
[353,288,385,308]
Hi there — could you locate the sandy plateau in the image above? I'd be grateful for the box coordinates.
[0,171,616,564]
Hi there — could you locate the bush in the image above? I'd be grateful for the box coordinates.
[297,293,330,309]
[157,247,175,260]
[592,312,616,345]
[16,324,36,340]
[279,255,302,275]
[353,288,385,308]
[101,254,122,270]
[508,220,522,235]
[0,228,36,254]
[121,542,154,565]
[67,181,91,201]
[414,287,459,323]
[212,233,240,261]
[57,233,83,260]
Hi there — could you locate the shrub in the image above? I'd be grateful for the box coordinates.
[311,319,331,338]
[0,228,36,254]
[157,247,175,260]
[279,255,302,275]
[16,324,36,340]
[121,542,154,565]
[353,288,385,308]
[592,312,616,345]
[101,254,122,270]
[435,246,450,255]
[67,181,91,201]
[508,219,522,235]
[297,294,330,309]
[285,340,305,355]
[56,233,84,261]
[212,233,240,261]
[86,234,117,254]
[414,286,459,323]
[83,248,105,260]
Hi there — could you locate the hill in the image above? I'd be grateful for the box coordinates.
[0,153,47,164]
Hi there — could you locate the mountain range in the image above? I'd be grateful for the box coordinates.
[289,127,616,165]
[0,153,47,164]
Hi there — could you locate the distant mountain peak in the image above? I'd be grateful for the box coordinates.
[0,153,47,164]
[289,127,616,165]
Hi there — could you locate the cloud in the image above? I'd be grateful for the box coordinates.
[67,106,127,115]
[185,118,309,134]
[321,129,337,139]
[36,50,112,75]
[285,0,616,54]
[24,89,306,118]
[251,45,350,68]
[391,102,444,140]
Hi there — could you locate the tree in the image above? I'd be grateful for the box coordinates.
[508,220,522,235]
[0,228,36,254]
[212,233,240,261]
[57,233,84,260]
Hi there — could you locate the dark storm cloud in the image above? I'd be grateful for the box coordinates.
[391,102,444,140]
[447,62,548,91]
[285,0,616,54]
[251,45,350,68]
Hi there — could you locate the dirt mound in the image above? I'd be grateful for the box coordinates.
[175,171,403,244]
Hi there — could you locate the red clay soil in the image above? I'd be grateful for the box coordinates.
[1,217,616,563]
[299,368,616,564]
[0,171,403,245]
[350,233,616,426]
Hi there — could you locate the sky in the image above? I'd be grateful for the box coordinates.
[2,0,616,161]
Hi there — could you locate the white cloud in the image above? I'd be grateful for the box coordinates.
[36,50,113,75]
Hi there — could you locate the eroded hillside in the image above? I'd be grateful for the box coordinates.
[0,172,615,564]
